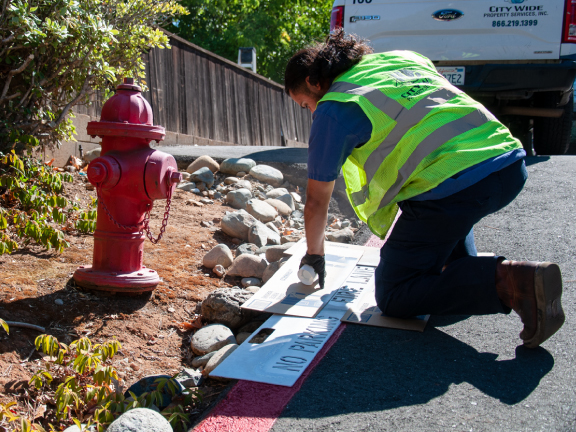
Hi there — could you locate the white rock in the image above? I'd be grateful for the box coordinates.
[245,286,260,293]
[236,179,252,190]
[191,351,216,368]
[266,188,289,199]
[203,244,234,269]
[213,264,225,277]
[186,155,220,174]
[220,158,256,175]
[246,199,278,223]
[265,243,295,263]
[248,222,268,247]
[266,222,280,235]
[205,344,239,375]
[275,193,295,211]
[241,277,261,288]
[227,254,268,278]
[249,165,283,187]
[290,192,302,203]
[224,177,239,185]
[83,147,101,163]
[236,171,247,177]
[190,324,236,355]
[106,408,171,432]
[265,198,292,216]
[326,228,355,244]
[177,182,197,191]
[180,172,191,181]
[226,188,252,210]
[221,210,257,240]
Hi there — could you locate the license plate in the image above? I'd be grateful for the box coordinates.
[436,66,465,85]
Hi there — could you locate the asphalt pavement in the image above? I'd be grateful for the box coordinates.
[268,156,576,432]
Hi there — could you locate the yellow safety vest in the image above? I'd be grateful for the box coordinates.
[318,51,523,239]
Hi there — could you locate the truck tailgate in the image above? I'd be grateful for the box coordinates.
[343,0,565,61]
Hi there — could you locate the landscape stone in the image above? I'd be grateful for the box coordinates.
[201,287,258,329]
[191,351,216,368]
[275,193,295,211]
[241,277,261,288]
[227,254,267,278]
[265,243,295,263]
[203,244,233,269]
[248,222,268,247]
[281,233,303,244]
[175,368,204,388]
[235,243,259,257]
[205,344,239,375]
[190,324,236,355]
[265,198,292,216]
[246,199,278,223]
[236,179,252,190]
[180,172,191,180]
[220,158,256,175]
[221,210,257,240]
[226,188,252,209]
[326,227,355,243]
[177,182,197,191]
[107,408,171,432]
[249,165,283,187]
[262,258,287,284]
[291,210,304,219]
[186,155,220,174]
[236,171,247,177]
[266,222,280,235]
[213,264,225,278]
[190,167,215,188]
[83,147,101,163]
[265,188,289,199]
[245,286,260,293]
[236,332,252,345]
[290,192,302,203]
[224,177,239,185]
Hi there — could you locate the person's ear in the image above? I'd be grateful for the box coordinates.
[305,76,323,93]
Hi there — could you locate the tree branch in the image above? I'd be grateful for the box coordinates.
[51,74,92,128]
[1,54,34,100]
[0,91,21,105]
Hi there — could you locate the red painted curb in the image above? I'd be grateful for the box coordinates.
[193,324,347,432]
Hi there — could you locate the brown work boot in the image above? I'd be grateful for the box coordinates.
[496,260,565,348]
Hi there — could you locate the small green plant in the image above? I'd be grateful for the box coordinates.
[75,197,97,234]
[0,151,96,255]
[21,334,202,431]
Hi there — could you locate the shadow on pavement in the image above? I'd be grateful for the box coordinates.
[280,324,554,419]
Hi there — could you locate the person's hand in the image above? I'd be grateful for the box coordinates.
[300,253,326,289]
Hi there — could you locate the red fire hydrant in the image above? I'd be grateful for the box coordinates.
[73,78,181,293]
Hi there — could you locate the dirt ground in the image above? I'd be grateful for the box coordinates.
[0,172,241,428]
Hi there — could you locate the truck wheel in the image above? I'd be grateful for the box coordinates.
[533,94,573,155]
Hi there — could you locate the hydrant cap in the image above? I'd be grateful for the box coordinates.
[100,78,153,126]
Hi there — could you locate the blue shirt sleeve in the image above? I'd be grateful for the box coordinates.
[307,101,373,182]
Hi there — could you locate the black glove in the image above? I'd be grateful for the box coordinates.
[300,253,326,289]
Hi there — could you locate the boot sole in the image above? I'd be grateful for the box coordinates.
[524,262,565,348]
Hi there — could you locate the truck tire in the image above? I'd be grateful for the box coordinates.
[533,94,573,155]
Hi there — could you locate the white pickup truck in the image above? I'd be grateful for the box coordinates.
[330,0,576,155]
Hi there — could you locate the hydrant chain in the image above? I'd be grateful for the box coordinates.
[143,185,173,245]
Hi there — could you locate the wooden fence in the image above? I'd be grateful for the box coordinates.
[76,32,312,147]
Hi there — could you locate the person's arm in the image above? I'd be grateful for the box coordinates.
[304,179,335,255]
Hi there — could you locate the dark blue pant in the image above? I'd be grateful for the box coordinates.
[375,159,528,318]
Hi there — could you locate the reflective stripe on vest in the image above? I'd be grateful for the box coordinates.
[329,81,485,208]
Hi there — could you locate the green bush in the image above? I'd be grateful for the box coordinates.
[0,151,98,255]
[0,0,187,153]
[0,334,202,431]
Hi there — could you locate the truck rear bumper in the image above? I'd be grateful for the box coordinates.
[457,60,576,94]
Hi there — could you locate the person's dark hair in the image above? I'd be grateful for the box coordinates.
[284,29,373,95]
